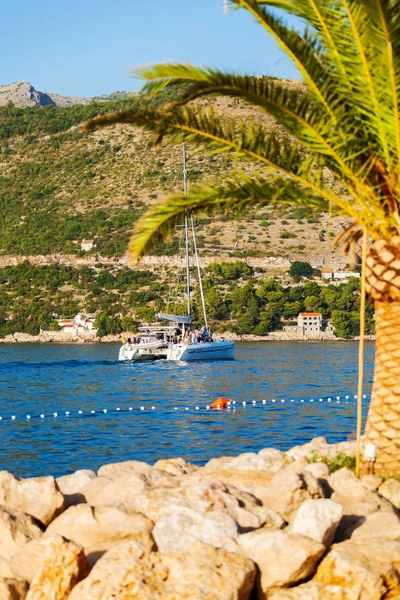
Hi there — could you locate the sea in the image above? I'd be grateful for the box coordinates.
[0,341,375,478]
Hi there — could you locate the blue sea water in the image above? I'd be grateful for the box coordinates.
[0,341,374,478]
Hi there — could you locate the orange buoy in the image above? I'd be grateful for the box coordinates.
[210,397,232,410]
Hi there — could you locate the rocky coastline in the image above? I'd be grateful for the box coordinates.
[0,331,376,344]
[1,436,399,599]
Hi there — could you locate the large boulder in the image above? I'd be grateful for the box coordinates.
[0,472,64,526]
[351,512,400,541]
[25,535,87,600]
[0,578,28,600]
[238,529,325,599]
[289,499,343,546]
[97,460,172,484]
[0,507,43,563]
[69,541,256,600]
[11,539,46,583]
[269,582,344,599]
[46,504,154,566]
[360,474,383,491]
[314,538,400,599]
[328,468,396,517]
[286,438,356,462]
[153,457,199,476]
[204,449,286,474]
[56,470,96,508]
[153,507,239,553]
[82,473,163,507]
[255,470,320,521]
[123,480,276,531]
[78,476,111,506]
[378,478,400,509]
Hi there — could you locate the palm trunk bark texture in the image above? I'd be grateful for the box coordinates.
[363,237,400,476]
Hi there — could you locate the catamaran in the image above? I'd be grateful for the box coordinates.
[118,145,234,362]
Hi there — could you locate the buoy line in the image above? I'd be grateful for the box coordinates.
[0,394,369,423]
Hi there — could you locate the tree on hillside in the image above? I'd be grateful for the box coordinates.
[289,261,314,279]
[86,1,400,476]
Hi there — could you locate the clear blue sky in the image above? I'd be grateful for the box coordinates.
[1,0,299,98]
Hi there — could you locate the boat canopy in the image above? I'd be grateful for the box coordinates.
[156,313,192,325]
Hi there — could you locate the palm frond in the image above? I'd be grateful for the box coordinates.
[128,174,333,259]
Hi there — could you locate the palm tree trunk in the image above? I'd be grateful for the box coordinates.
[363,302,400,476]
[363,237,400,476]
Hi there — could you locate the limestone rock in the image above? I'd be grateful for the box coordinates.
[238,529,325,597]
[0,472,64,526]
[153,457,198,476]
[83,472,169,507]
[287,438,356,462]
[0,578,28,600]
[184,469,275,510]
[330,475,395,518]
[351,512,400,541]
[25,535,87,600]
[256,470,317,521]
[0,506,43,563]
[11,538,45,583]
[378,478,400,509]
[0,557,14,578]
[328,467,357,489]
[360,474,383,491]
[304,463,330,479]
[314,538,400,599]
[97,460,155,479]
[153,507,239,553]
[78,476,111,505]
[69,540,256,600]
[290,499,343,546]
[46,504,154,565]
[269,581,344,599]
[56,470,96,507]
[204,449,286,473]
[124,480,273,531]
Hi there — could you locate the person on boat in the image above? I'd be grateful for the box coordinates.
[201,325,209,342]
[123,337,133,352]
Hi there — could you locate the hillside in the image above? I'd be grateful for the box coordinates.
[0,81,90,108]
[0,82,350,265]
[0,79,365,338]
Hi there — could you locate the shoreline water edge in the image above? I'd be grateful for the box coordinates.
[2,436,400,599]
[0,332,376,344]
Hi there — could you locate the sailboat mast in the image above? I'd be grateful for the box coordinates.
[191,215,208,330]
[183,145,191,317]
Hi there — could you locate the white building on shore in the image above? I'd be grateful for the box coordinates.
[283,312,335,337]
[57,314,95,335]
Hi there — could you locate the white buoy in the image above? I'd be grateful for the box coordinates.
[185,407,189,410]
[0,417,3,421]
[91,410,95,414]
[103,409,107,414]
[11,415,15,420]
[26,415,30,420]
[66,411,70,416]
[328,398,331,402]
[40,414,45,419]
[301,399,304,403]
[116,407,121,411]
[262,399,266,404]
[272,399,276,403]
[345,395,349,400]
[140,406,144,411]
[129,407,133,411]
[195,406,199,410]
[242,401,246,406]
[78,410,82,415]
[232,400,236,405]
[310,398,314,402]
[174,407,178,410]
[206,405,210,410]
[53,413,58,417]
[354,394,357,399]
[151,406,155,410]
[363,394,367,398]
[336,396,340,400]
[319,398,323,402]
[290,399,294,402]
[281,399,285,403]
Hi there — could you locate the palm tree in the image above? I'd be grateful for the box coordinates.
[85,0,400,476]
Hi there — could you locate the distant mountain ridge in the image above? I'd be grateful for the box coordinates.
[0,81,136,108]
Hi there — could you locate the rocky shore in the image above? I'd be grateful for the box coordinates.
[1,436,399,599]
[0,331,376,344]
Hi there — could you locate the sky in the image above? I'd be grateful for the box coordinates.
[0,0,300,98]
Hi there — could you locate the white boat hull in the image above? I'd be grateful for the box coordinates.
[119,340,165,362]
[166,340,234,361]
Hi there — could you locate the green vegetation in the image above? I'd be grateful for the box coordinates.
[311,450,356,473]
[0,260,372,338]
